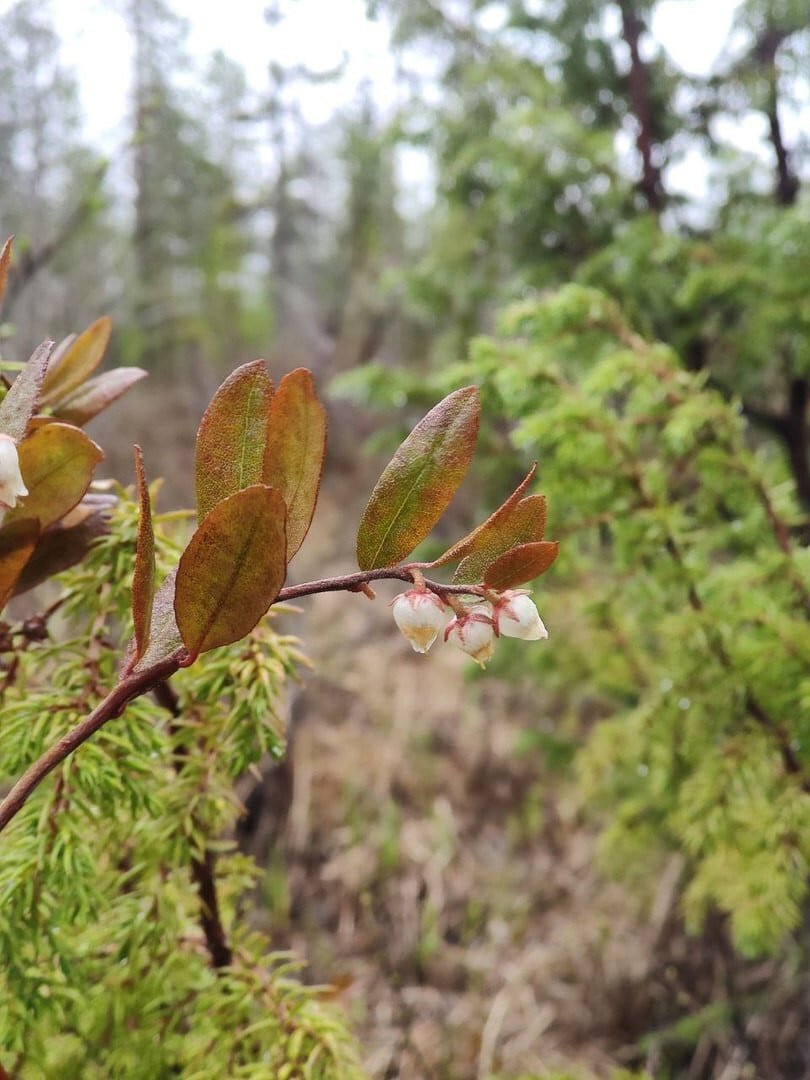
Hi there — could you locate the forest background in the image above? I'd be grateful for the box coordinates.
[2,0,810,1077]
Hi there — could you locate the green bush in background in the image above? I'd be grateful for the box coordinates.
[446,283,810,957]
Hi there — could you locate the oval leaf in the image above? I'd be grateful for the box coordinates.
[132,568,182,673]
[431,463,539,568]
[0,518,39,611]
[483,540,559,591]
[54,367,148,426]
[263,368,327,559]
[132,446,155,664]
[175,485,287,658]
[195,360,274,522]
[453,494,547,585]
[6,423,104,529]
[40,317,112,405]
[356,386,480,570]
[0,237,12,310]
[0,341,54,442]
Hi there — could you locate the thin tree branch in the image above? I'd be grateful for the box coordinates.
[153,678,233,969]
[706,374,810,510]
[190,851,232,969]
[784,378,810,510]
[756,26,800,207]
[0,649,185,834]
[767,97,799,207]
[275,567,483,602]
[0,567,487,839]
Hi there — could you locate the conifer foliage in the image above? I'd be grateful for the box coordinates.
[453,284,810,956]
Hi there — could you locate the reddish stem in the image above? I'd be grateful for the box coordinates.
[275,567,484,602]
[0,649,186,834]
[0,566,485,838]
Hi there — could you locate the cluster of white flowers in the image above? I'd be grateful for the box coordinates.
[0,433,27,525]
[391,586,547,667]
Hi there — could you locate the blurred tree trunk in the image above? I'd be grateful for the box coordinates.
[330,99,402,373]
[618,0,665,211]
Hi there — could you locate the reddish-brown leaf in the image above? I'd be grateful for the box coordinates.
[175,485,287,658]
[195,360,274,522]
[13,500,113,597]
[54,367,147,426]
[132,446,155,664]
[6,423,103,530]
[0,341,54,442]
[356,386,480,571]
[0,518,39,611]
[40,317,112,405]
[452,493,547,584]
[0,237,12,311]
[262,367,327,559]
[132,568,182,673]
[483,541,559,591]
[431,463,538,568]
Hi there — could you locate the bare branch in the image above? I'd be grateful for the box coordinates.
[0,648,185,834]
[153,678,233,969]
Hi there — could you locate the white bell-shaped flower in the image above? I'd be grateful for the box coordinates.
[493,591,548,641]
[391,589,449,653]
[445,603,496,667]
[0,433,27,513]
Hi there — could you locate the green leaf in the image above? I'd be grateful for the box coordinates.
[483,541,559,590]
[195,360,274,522]
[356,386,480,570]
[40,317,112,405]
[6,423,103,529]
[453,494,547,584]
[132,568,182,673]
[431,463,539,568]
[263,367,327,559]
[0,518,39,610]
[175,485,287,658]
[0,236,12,310]
[0,340,54,442]
[132,446,155,665]
[53,367,147,426]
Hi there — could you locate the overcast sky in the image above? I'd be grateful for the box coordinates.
[6,0,790,211]
[31,0,743,147]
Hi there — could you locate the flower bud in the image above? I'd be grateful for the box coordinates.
[391,589,449,653]
[445,604,496,667]
[493,591,548,641]
[0,433,27,514]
